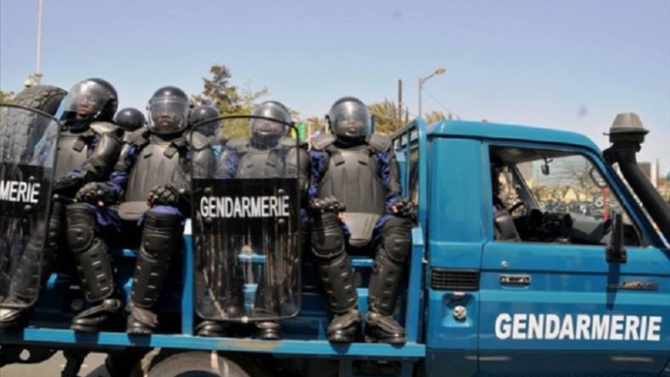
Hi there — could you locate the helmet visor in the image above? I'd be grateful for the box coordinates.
[62,81,113,119]
[330,102,371,137]
[148,98,190,134]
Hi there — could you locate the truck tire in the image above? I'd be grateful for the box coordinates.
[142,351,251,377]
[0,85,66,162]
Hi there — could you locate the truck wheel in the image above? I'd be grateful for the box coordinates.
[143,351,251,377]
[0,85,66,162]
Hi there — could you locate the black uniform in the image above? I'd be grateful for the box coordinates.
[76,86,215,334]
[308,97,413,344]
[0,78,123,330]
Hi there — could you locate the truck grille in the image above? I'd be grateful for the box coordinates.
[431,269,480,291]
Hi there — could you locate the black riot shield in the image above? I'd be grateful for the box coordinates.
[0,104,60,304]
[191,115,302,322]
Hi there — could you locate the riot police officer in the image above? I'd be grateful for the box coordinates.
[189,105,219,137]
[114,107,146,133]
[75,86,215,334]
[0,78,124,330]
[195,101,308,340]
[308,96,414,344]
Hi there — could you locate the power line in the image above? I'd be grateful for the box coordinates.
[421,89,454,115]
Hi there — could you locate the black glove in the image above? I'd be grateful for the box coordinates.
[391,199,417,221]
[309,196,345,214]
[53,176,84,198]
[75,182,118,206]
[147,184,181,206]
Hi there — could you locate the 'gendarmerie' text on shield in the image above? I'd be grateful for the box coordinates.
[0,180,41,204]
[200,195,290,218]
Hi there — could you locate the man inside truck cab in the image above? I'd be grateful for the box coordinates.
[490,153,522,241]
[308,96,415,344]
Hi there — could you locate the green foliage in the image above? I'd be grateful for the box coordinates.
[0,90,14,104]
[191,64,270,139]
[368,99,404,135]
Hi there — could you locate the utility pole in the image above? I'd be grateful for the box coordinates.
[418,67,446,118]
[397,79,403,130]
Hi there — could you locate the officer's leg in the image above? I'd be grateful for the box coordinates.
[0,202,63,327]
[126,207,183,335]
[312,211,361,343]
[365,216,411,344]
[66,203,121,332]
[195,221,243,337]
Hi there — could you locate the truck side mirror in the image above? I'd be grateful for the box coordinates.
[606,212,627,263]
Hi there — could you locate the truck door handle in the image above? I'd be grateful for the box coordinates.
[500,274,531,286]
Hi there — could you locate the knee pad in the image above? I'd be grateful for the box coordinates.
[310,212,345,259]
[66,203,98,253]
[380,217,412,263]
[141,210,184,260]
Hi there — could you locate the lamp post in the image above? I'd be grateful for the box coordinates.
[24,0,44,88]
[418,67,446,118]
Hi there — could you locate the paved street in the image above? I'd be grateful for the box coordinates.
[0,352,110,377]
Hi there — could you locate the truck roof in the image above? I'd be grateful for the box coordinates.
[427,120,601,152]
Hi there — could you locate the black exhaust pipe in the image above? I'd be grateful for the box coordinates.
[603,113,670,243]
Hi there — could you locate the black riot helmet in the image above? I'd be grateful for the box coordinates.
[146,86,190,135]
[188,105,219,136]
[250,101,292,144]
[114,107,146,132]
[61,78,118,123]
[327,96,371,139]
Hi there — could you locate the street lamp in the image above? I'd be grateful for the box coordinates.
[418,67,446,118]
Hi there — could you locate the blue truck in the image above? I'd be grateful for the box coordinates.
[0,92,668,376]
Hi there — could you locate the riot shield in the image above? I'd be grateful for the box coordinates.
[0,104,59,303]
[191,115,302,322]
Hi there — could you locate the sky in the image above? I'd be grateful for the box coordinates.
[1,0,669,172]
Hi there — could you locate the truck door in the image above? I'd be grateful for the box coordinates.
[479,144,670,376]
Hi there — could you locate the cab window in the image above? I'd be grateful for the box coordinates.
[490,146,646,247]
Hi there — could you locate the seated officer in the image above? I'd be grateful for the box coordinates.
[308,96,415,344]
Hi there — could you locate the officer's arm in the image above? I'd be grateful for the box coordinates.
[214,147,239,179]
[105,142,140,198]
[307,150,327,200]
[380,150,403,210]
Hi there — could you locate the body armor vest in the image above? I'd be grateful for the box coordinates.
[124,135,189,202]
[318,142,387,216]
[230,137,294,179]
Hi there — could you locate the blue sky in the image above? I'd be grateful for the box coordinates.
[1,0,668,172]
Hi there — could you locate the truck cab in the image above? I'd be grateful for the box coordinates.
[1,105,668,376]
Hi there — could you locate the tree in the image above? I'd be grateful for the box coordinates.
[368,99,403,134]
[424,110,459,124]
[192,64,270,139]
[0,90,14,104]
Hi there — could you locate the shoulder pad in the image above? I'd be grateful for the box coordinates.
[91,121,120,135]
[127,128,150,146]
[367,133,392,153]
[186,130,211,151]
[226,137,250,152]
[279,136,307,149]
[310,134,336,151]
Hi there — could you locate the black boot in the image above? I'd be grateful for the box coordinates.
[71,298,122,333]
[318,253,362,343]
[365,248,407,344]
[195,320,227,337]
[253,276,281,340]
